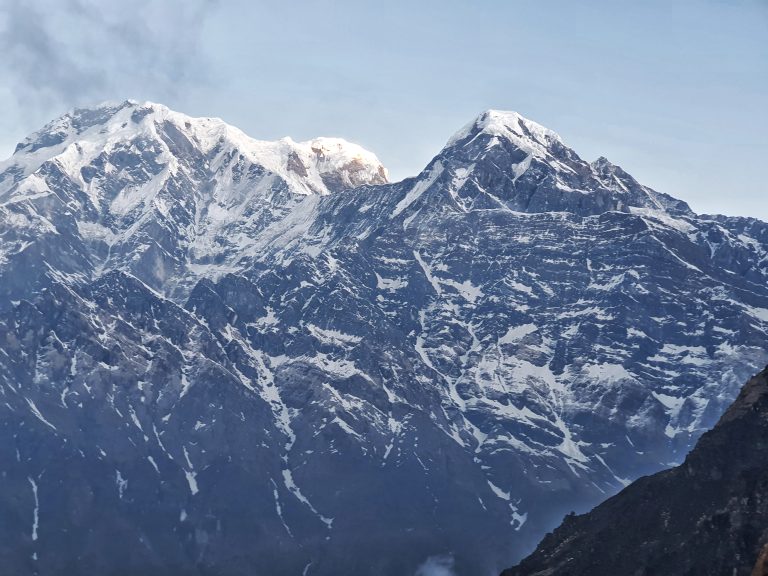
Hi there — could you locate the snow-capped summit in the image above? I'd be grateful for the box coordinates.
[299,136,389,190]
[245,135,388,196]
[386,108,692,218]
[5,100,388,198]
[0,101,390,294]
[446,109,563,157]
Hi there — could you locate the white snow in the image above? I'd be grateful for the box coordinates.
[28,477,39,541]
[147,456,160,473]
[649,344,709,366]
[179,372,192,398]
[445,110,562,159]
[391,161,443,219]
[582,363,634,383]
[487,480,510,501]
[510,506,528,531]
[6,100,387,201]
[128,406,143,432]
[332,416,361,438]
[185,471,199,496]
[116,470,128,499]
[270,478,293,537]
[629,207,695,233]
[498,324,537,344]
[744,305,768,323]
[1,99,392,300]
[440,278,483,304]
[255,307,279,327]
[282,469,333,529]
[506,279,534,295]
[413,251,443,295]
[375,273,408,291]
[306,324,362,347]
[26,399,57,431]
[652,392,685,413]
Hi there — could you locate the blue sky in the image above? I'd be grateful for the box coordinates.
[1,0,766,218]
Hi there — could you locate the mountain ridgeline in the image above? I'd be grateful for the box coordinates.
[0,101,766,575]
[503,365,768,576]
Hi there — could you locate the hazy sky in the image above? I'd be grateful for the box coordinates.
[1,0,766,219]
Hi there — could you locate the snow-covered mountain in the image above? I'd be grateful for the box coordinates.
[1,101,766,575]
[503,365,768,576]
[0,100,388,296]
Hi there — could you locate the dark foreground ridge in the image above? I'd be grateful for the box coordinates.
[503,365,768,576]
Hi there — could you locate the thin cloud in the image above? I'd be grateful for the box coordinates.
[414,555,457,576]
[0,0,218,112]
[0,2,105,106]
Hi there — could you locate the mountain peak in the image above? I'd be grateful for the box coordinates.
[12,99,204,157]
[6,100,388,196]
[445,109,563,157]
[301,136,389,188]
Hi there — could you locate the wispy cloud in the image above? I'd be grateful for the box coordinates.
[0,0,218,113]
[414,554,457,576]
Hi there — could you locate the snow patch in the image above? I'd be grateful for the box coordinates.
[28,477,39,542]
[282,469,333,529]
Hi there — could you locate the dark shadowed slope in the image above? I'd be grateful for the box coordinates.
[503,364,768,576]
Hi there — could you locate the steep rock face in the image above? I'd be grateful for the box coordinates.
[0,103,767,575]
[0,100,388,296]
[502,365,768,576]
